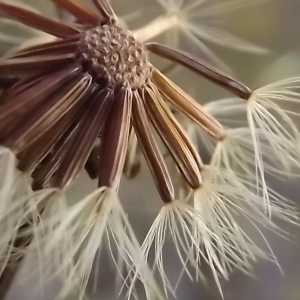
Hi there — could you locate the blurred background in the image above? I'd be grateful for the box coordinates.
[1,0,300,299]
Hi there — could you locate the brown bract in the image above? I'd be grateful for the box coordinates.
[0,0,250,203]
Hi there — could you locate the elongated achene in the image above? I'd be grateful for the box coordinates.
[0,0,298,299]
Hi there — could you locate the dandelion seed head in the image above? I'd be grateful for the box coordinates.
[78,24,151,88]
[0,0,299,299]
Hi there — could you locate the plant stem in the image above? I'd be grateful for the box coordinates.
[0,262,21,299]
[133,13,179,42]
[0,233,30,300]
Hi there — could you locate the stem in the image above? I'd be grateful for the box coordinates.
[0,262,21,299]
[133,13,179,42]
[0,231,30,299]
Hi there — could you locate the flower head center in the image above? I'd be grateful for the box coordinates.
[77,24,151,89]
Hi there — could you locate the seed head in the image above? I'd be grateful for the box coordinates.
[0,1,298,300]
[77,24,151,88]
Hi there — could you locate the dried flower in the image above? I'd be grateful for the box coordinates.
[0,0,298,299]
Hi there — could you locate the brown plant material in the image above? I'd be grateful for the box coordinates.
[0,0,261,297]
